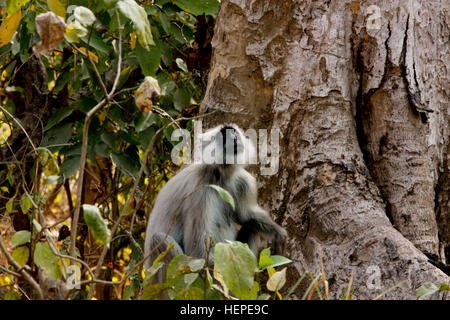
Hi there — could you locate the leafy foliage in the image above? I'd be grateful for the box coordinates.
[0,0,218,300]
[141,241,293,300]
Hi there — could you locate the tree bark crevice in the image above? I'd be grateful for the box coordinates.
[202,0,449,299]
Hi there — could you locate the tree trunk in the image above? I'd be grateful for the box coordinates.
[201,0,449,299]
[0,55,53,220]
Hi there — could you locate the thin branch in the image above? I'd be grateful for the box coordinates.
[0,104,38,155]
[0,234,44,300]
[70,13,124,262]
[0,264,21,277]
[87,111,216,299]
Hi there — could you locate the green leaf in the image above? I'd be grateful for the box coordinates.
[140,282,170,300]
[100,0,119,10]
[117,0,154,49]
[439,283,450,292]
[45,106,73,131]
[173,86,190,111]
[34,242,63,279]
[258,247,292,271]
[214,241,258,300]
[157,73,176,96]
[6,0,31,15]
[174,287,204,300]
[82,204,111,247]
[53,70,74,93]
[267,255,292,269]
[257,293,271,300]
[165,255,205,298]
[12,246,29,266]
[175,58,188,73]
[416,283,440,300]
[20,194,33,214]
[4,290,21,300]
[59,155,81,179]
[167,255,204,280]
[6,197,15,213]
[11,230,31,247]
[111,152,140,178]
[135,111,157,133]
[73,97,98,113]
[40,122,73,152]
[123,285,132,300]
[158,11,171,35]
[81,31,110,55]
[258,247,272,271]
[115,65,134,90]
[135,41,161,77]
[172,0,220,16]
[206,185,235,210]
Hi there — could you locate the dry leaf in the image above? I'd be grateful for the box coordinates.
[34,12,66,54]
[266,267,287,292]
[134,76,161,113]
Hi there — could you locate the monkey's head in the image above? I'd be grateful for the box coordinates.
[200,124,256,167]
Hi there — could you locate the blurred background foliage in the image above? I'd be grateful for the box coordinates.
[0,0,218,300]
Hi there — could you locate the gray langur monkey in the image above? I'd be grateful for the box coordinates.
[144,124,287,282]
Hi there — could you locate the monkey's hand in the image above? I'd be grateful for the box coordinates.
[272,226,287,255]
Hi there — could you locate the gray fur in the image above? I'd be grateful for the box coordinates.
[144,124,287,279]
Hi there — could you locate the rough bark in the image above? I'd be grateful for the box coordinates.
[201,0,449,299]
[0,55,53,220]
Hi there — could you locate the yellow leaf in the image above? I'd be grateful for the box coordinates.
[1,69,8,81]
[130,32,137,50]
[47,0,66,20]
[123,247,132,261]
[0,10,22,48]
[78,47,98,63]
[0,275,12,285]
[47,79,55,90]
[98,110,107,124]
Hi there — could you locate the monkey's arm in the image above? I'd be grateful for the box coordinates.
[233,170,287,254]
[236,206,287,255]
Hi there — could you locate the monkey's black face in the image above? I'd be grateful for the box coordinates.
[219,126,244,165]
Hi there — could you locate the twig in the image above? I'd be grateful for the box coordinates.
[0,104,38,155]
[372,280,407,300]
[87,111,215,298]
[345,267,356,300]
[0,264,21,277]
[0,234,44,299]
[70,12,124,263]
[285,271,307,299]
[301,272,320,300]
[307,279,324,300]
